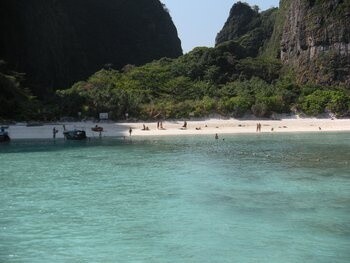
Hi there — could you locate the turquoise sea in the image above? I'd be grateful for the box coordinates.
[0,133,350,262]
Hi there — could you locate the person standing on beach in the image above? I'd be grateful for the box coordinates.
[53,127,58,139]
[129,127,132,136]
[256,123,262,132]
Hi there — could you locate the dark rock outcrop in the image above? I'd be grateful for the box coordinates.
[0,0,182,96]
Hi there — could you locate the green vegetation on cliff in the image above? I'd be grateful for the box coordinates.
[0,61,39,120]
[216,2,278,57]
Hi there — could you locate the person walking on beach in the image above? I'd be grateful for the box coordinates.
[129,127,132,136]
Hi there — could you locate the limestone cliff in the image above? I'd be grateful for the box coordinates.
[0,0,182,96]
[216,0,350,86]
[280,0,350,85]
[215,2,278,57]
[216,2,260,44]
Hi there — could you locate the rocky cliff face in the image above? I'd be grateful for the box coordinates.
[0,0,182,96]
[280,0,350,85]
[216,0,350,86]
[216,2,260,44]
[215,2,277,57]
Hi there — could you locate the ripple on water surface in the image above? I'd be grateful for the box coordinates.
[0,133,350,262]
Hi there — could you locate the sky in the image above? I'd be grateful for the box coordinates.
[160,0,280,53]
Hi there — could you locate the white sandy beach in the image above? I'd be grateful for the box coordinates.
[4,117,350,139]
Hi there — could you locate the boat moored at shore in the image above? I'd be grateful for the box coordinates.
[63,129,87,140]
[0,126,10,142]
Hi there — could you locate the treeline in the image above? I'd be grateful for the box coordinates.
[1,44,349,122]
[56,45,350,120]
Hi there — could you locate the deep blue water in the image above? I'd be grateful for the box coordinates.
[0,133,350,262]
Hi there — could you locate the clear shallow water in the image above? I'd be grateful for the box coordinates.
[0,133,350,262]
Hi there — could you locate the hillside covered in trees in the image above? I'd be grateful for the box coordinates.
[1,1,349,121]
[55,1,350,121]
[56,46,349,121]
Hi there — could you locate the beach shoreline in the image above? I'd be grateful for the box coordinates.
[3,117,350,139]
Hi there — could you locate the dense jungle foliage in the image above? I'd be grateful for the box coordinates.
[56,45,350,120]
